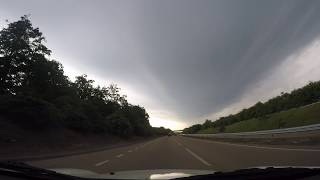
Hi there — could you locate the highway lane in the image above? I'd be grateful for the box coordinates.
[29,136,320,173]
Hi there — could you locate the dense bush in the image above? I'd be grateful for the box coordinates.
[105,112,134,137]
[152,127,172,136]
[0,95,63,130]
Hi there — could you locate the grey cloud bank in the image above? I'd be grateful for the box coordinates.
[1,0,320,128]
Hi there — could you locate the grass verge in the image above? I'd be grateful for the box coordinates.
[198,102,320,134]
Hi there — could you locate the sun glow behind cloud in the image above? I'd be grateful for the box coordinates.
[54,54,184,130]
[149,117,185,131]
[148,111,187,131]
[150,114,187,130]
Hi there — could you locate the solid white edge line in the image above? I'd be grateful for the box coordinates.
[211,140,320,152]
[185,148,212,166]
[187,137,320,152]
[95,160,109,167]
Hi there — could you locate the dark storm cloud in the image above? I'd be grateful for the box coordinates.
[1,0,320,124]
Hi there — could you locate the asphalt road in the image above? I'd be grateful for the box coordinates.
[29,136,320,173]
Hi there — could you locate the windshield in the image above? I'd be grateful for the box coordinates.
[1,0,320,179]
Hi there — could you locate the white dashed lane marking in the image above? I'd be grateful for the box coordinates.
[116,154,124,158]
[185,148,212,166]
[173,138,183,146]
[95,160,109,167]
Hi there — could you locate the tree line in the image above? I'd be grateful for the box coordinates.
[0,16,171,137]
[183,80,320,134]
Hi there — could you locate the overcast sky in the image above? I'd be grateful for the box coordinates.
[1,0,320,130]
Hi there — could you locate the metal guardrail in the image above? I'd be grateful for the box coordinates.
[182,123,320,138]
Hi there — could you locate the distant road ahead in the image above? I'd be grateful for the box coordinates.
[29,136,320,173]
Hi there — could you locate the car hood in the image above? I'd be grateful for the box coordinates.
[50,168,214,179]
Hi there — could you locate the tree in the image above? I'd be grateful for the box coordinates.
[202,119,212,129]
[25,59,70,99]
[184,81,320,134]
[105,84,128,106]
[106,111,133,137]
[73,74,95,100]
[0,15,51,95]
[0,15,157,137]
[182,124,202,134]
[121,105,151,136]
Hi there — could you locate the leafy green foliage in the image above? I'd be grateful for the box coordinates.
[105,112,134,137]
[0,16,162,137]
[152,127,172,135]
[182,124,202,134]
[0,95,63,130]
[0,15,51,95]
[198,102,320,133]
[183,81,320,134]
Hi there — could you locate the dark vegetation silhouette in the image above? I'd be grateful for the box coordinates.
[183,81,320,134]
[0,16,171,137]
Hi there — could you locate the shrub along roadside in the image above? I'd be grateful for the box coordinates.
[0,95,63,130]
[197,101,320,134]
[184,80,320,134]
